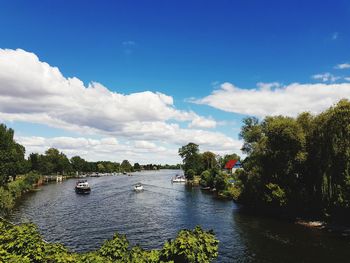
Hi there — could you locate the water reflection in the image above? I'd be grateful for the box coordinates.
[233,211,350,262]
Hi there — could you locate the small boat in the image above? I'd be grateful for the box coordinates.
[171,175,186,183]
[134,183,144,192]
[75,180,91,194]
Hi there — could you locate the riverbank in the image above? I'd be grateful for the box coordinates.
[0,172,42,216]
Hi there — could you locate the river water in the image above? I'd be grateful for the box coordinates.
[9,170,350,262]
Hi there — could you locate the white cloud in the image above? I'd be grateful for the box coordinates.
[312,72,340,82]
[188,116,217,129]
[0,48,214,130]
[345,77,350,81]
[0,48,242,161]
[256,82,281,91]
[16,136,176,163]
[335,63,350,70]
[192,82,350,118]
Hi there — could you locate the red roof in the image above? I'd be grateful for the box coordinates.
[225,159,238,169]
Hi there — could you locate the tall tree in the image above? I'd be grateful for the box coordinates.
[0,124,25,185]
[178,143,203,175]
[70,156,87,174]
[201,151,217,170]
[120,160,133,172]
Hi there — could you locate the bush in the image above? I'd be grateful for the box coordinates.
[185,169,196,180]
[160,226,218,263]
[200,170,211,187]
[0,187,14,215]
[0,219,219,263]
[214,172,228,192]
[264,183,287,208]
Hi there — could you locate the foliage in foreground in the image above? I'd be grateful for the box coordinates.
[0,219,218,263]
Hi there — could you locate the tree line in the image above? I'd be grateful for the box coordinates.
[236,99,350,222]
[0,123,181,187]
[178,142,241,198]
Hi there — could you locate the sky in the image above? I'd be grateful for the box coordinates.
[0,0,350,164]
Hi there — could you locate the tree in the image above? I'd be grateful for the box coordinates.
[29,153,40,172]
[178,143,203,175]
[133,163,141,171]
[201,151,217,170]
[214,172,228,192]
[160,226,219,263]
[186,169,196,180]
[0,124,26,185]
[120,160,133,172]
[70,156,87,174]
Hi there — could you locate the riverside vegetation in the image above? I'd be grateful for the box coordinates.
[179,99,350,224]
[0,123,218,262]
[178,143,241,199]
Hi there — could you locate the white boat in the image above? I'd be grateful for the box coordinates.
[75,180,91,194]
[171,175,186,183]
[134,183,144,192]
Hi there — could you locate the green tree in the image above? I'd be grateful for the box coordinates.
[214,172,228,192]
[201,151,217,170]
[133,162,141,171]
[186,169,196,180]
[178,143,203,176]
[0,124,26,185]
[160,226,218,263]
[120,160,133,172]
[70,156,87,174]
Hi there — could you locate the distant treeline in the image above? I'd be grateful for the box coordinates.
[236,99,350,223]
[0,123,181,186]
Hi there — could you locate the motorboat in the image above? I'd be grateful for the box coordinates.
[75,180,91,194]
[134,183,144,192]
[171,174,186,183]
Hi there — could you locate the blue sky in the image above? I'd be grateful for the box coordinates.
[0,0,350,163]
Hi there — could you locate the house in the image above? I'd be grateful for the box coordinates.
[224,160,242,174]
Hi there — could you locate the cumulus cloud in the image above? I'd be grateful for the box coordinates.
[192,82,350,117]
[188,116,217,129]
[16,136,175,163]
[312,72,340,82]
[335,63,350,70]
[0,48,241,160]
[0,48,214,130]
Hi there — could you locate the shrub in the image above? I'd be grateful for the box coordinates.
[0,219,219,263]
[185,169,196,180]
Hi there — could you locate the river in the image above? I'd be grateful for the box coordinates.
[9,170,350,262]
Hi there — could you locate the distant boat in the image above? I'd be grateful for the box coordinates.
[171,174,186,183]
[134,183,144,192]
[75,180,91,194]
